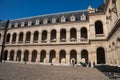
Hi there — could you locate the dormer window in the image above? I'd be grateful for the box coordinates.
[70,15,76,21]
[43,18,48,24]
[61,16,66,22]
[81,13,86,20]
[35,19,39,25]
[8,23,11,28]
[52,17,56,23]
[21,22,25,27]
[14,22,18,27]
[28,21,32,26]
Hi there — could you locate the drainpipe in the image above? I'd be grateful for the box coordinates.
[0,20,9,62]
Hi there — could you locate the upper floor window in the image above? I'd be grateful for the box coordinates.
[61,16,66,22]
[52,17,56,23]
[81,13,86,20]
[70,15,76,21]
[95,21,104,34]
[43,18,48,24]
[21,22,25,27]
[28,21,32,26]
[35,19,39,25]
[14,22,18,27]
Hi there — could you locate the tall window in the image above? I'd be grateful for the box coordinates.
[26,32,31,43]
[41,30,47,43]
[81,27,88,39]
[12,33,17,44]
[33,31,39,43]
[70,28,77,42]
[95,21,103,34]
[6,33,10,43]
[60,29,66,42]
[50,30,56,42]
[18,32,23,43]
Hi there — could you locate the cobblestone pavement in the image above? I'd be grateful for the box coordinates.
[0,63,109,80]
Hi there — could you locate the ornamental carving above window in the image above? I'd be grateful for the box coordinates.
[61,16,66,22]
[52,17,56,23]
[81,13,86,20]
[70,15,76,21]
[43,18,48,24]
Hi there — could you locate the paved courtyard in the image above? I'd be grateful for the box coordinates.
[0,63,109,80]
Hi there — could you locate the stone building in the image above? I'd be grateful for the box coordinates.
[0,0,120,66]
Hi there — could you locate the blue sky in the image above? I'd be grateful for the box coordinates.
[0,0,104,20]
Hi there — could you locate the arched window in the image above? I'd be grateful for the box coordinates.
[70,28,77,42]
[16,50,21,61]
[95,21,103,34]
[33,31,39,43]
[50,30,56,42]
[25,32,31,43]
[59,50,66,63]
[12,33,17,44]
[10,50,15,61]
[49,50,56,63]
[41,30,47,43]
[6,33,10,44]
[24,50,29,61]
[60,29,66,42]
[81,27,88,39]
[31,50,37,62]
[81,49,88,64]
[97,47,106,64]
[40,50,46,62]
[70,50,77,64]
[18,32,23,43]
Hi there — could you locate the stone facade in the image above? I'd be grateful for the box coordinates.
[0,0,120,66]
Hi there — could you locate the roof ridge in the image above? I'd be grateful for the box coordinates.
[10,9,88,21]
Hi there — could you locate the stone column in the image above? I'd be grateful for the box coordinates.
[66,31,70,43]
[77,30,80,43]
[36,53,40,62]
[23,34,26,44]
[46,51,49,63]
[39,33,41,43]
[29,51,32,62]
[56,50,59,64]
[16,35,19,44]
[30,33,33,44]
[21,53,24,62]
[66,53,70,64]
[7,51,10,61]
[56,32,60,43]
[77,53,81,64]
[14,51,17,61]
[90,51,97,67]
[47,32,50,43]
[9,34,13,44]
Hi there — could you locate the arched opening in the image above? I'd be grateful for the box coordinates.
[24,50,29,61]
[97,47,106,64]
[95,21,103,34]
[10,50,15,61]
[70,50,77,64]
[40,50,46,62]
[16,50,21,61]
[49,50,56,63]
[59,50,66,63]
[31,50,37,62]
[50,30,56,42]
[70,28,77,42]
[18,32,23,43]
[60,29,66,42]
[12,33,17,44]
[3,50,8,60]
[6,33,10,43]
[33,31,39,43]
[41,30,47,43]
[81,27,88,39]
[81,49,88,64]
[25,32,31,43]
